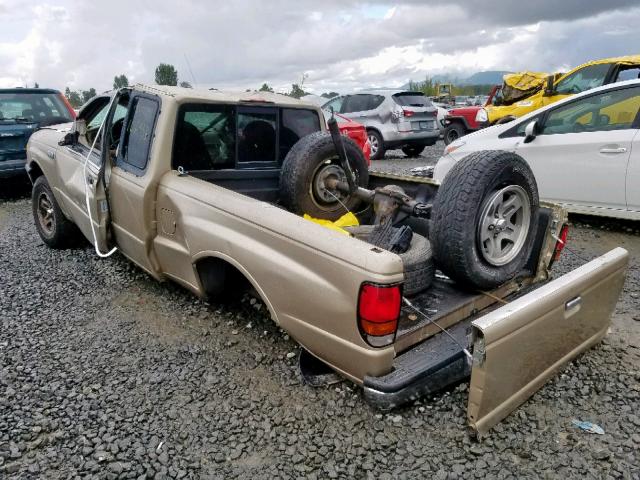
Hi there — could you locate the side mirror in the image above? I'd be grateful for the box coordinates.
[543,75,555,96]
[523,120,538,143]
[58,131,77,146]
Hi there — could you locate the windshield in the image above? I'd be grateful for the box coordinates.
[392,93,432,107]
[554,63,612,95]
[0,92,73,124]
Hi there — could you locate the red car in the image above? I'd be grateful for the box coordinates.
[322,111,371,165]
[442,85,500,145]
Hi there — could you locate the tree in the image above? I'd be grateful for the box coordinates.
[64,87,83,108]
[259,83,273,93]
[82,88,97,104]
[34,82,40,88]
[321,91,339,99]
[287,83,306,99]
[179,81,192,88]
[113,74,129,89]
[155,63,178,86]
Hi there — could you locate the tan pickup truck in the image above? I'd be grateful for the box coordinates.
[25,85,628,435]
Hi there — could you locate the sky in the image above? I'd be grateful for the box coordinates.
[0,0,639,95]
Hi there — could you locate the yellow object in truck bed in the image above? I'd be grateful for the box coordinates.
[303,212,359,235]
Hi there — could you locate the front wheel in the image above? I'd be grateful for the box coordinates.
[367,130,385,160]
[401,145,425,157]
[32,176,81,249]
[429,151,539,290]
[443,123,466,145]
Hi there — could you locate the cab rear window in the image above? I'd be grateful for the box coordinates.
[279,108,321,160]
[172,104,321,170]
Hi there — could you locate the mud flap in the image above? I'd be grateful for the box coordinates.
[467,247,629,435]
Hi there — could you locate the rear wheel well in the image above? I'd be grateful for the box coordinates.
[195,257,251,303]
[366,126,383,139]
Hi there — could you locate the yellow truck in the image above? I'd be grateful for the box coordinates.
[479,55,640,125]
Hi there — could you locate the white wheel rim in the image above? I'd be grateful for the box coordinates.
[368,134,379,156]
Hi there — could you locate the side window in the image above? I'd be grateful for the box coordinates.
[323,96,343,113]
[615,67,640,82]
[342,94,373,113]
[279,108,321,161]
[237,107,277,164]
[369,95,385,110]
[173,104,235,171]
[554,63,612,95]
[118,96,159,172]
[499,114,542,138]
[541,86,640,135]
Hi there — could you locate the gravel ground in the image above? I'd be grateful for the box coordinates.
[370,141,444,176]
[1,153,639,479]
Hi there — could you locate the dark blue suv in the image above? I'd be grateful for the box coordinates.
[0,88,75,178]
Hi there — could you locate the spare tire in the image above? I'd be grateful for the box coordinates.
[347,225,435,296]
[430,150,539,290]
[280,132,369,221]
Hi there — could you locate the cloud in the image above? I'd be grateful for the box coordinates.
[0,0,638,94]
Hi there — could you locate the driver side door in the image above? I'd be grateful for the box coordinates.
[515,85,640,215]
[54,96,117,252]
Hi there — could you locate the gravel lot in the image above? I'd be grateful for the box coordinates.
[1,144,639,479]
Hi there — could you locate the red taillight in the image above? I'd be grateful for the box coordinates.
[549,224,569,267]
[402,109,414,117]
[553,224,569,261]
[358,283,401,346]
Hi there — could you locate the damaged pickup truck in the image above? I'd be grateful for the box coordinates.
[25,85,628,434]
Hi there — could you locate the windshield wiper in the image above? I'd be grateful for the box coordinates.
[0,117,35,123]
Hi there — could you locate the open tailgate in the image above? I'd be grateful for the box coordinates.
[467,247,629,435]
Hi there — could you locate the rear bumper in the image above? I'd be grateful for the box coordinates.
[363,321,471,410]
[383,129,439,148]
[0,158,27,178]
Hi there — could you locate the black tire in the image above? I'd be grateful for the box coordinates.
[279,131,369,221]
[401,145,426,157]
[32,176,81,249]
[430,151,539,290]
[443,123,466,145]
[367,129,386,160]
[347,225,435,296]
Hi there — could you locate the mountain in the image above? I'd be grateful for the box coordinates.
[460,71,511,85]
[402,70,512,88]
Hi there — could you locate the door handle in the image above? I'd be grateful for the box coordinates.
[599,147,627,154]
[564,295,582,318]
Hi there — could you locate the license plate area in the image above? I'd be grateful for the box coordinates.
[411,120,434,131]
